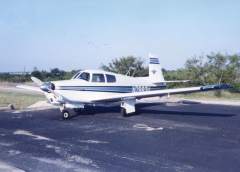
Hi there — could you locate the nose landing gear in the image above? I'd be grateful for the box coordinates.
[62,110,70,120]
[60,103,85,120]
[60,105,71,120]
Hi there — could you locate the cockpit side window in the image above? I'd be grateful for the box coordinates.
[92,73,105,82]
[78,72,90,81]
[106,74,116,83]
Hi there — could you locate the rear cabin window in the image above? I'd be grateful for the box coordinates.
[78,72,90,81]
[92,73,105,82]
[106,74,116,83]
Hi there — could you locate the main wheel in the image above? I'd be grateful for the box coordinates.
[121,108,128,117]
[62,110,70,120]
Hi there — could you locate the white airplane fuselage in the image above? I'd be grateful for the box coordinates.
[49,69,166,104]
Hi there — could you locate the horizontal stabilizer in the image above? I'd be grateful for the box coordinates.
[164,80,190,83]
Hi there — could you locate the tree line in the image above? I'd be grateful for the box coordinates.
[0,68,77,83]
[102,53,240,89]
[166,53,240,90]
[102,53,240,91]
[0,53,239,91]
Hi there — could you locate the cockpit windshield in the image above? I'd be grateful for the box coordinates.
[72,72,80,79]
[78,72,90,81]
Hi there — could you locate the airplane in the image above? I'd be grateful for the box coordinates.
[17,55,230,119]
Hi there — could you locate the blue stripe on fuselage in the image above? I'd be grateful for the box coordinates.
[56,86,166,93]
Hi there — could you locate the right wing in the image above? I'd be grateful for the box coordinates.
[90,84,230,103]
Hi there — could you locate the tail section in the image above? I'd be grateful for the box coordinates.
[148,54,190,84]
[149,54,165,83]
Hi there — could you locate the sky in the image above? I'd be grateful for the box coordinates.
[0,0,239,72]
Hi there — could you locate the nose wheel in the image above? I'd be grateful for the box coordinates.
[62,110,70,120]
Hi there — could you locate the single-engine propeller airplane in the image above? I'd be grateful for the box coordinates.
[17,55,230,119]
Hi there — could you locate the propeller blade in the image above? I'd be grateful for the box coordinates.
[30,76,66,104]
[39,82,66,104]
[31,77,43,86]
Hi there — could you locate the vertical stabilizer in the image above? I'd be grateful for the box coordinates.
[149,54,165,83]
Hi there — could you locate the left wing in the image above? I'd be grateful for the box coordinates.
[17,85,43,93]
[90,84,230,103]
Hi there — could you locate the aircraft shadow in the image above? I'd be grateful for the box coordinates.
[72,106,120,118]
[137,109,236,117]
[135,103,236,117]
[71,103,236,118]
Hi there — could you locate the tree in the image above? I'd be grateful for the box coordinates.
[226,54,240,83]
[184,53,240,93]
[50,68,66,80]
[185,55,207,85]
[205,53,227,84]
[31,67,43,80]
[101,56,148,77]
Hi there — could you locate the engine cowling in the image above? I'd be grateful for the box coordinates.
[40,82,55,93]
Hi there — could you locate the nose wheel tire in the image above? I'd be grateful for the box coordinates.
[62,110,70,120]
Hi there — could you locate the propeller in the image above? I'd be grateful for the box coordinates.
[31,77,43,86]
[31,77,65,103]
[31,77,54,93]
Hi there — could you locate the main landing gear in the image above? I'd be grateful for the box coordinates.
[121,108,132,117]
[121,99,136,117]
[60,100,137,119]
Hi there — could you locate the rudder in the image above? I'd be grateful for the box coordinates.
[149,54,165,83]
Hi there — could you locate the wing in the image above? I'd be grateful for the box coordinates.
[164,80,190,83]
[90,84,230,103]
[16,85,43,93]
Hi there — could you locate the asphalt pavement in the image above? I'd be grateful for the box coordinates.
[0,102,239,172]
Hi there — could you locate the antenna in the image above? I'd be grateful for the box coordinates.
[126,67,136,76]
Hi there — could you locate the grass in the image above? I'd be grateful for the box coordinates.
[175,90,240,101]
[0,92,45,109]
